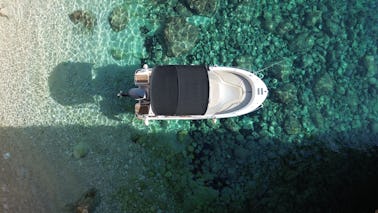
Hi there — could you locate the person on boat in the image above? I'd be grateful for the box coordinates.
[117,88,146,100]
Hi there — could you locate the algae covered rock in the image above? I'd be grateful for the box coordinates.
[164,17,199,57]
[177,130,189,143]
[224,118,241,132]
[289,33,315,52]
[186,0,219,17]
[363,55,377,78]
[69,10,96,30]
[324,12,340,35]
[183,184,218,212]
[313,72,334,96]
[276,21,294,36]
[310,110,325,130]
[65,188,99,213]
[110,48,127,60]
[271,62,292,82]
[73,141,90,159]
[371,121,378,134]
[109,6,129,32]
[275,83,298,104]
[174,3,193,17]
[305,10,322,27]
[235,55,255,71]
[262,15,282,33]
[284,115,302,135]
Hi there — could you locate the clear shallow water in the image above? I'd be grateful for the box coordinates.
[0,0,377,212]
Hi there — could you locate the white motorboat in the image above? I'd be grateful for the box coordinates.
[131,64,268,125]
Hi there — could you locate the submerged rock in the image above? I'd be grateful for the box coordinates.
[363,55,377,78]
[164,17,199,57]
[305,10,322,27]
[262,16,282,34]
[313,72,334,96]
[284,115,302,135]
[174,3,193,17]
[371,121,378,134]
[69,10,96,30]
[235,55,255,71]
[224,118,241,132]
[109,6,129,32]
[177,130,189,143]
[110,48,127,60]
[73,142,90,159]
[185,15,215,27]
[186,0,219,17]
[275,83,298,104]
[324,13,340,35]
[289,33,315,52]
[65,188,99,213]
[310,110,326,130]
[2,152,11,160]
[271,62,292,83]
[276,21,294,36]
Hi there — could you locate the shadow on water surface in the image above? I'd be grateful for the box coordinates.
[0,123,377,213]
[48,62,140,119]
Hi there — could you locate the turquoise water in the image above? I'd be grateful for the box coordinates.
[0,0,377,212]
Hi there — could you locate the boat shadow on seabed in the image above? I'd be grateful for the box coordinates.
[48,61,138,120]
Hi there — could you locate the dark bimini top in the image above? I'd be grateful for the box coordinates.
[150,65,209,115]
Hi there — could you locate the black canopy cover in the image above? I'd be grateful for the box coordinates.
[150,65,209,115]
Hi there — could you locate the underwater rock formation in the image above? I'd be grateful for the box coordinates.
[186,0,219,17]
[313,72,334,96]
[311,110,326,130]
[235,55,255,71]
[110,48,127,60]
[363,55,377,78]
[275,83,298,104]
[109,6,129,32]
[363,55,378,88]
[261,15,281,34]
[73,141,90,159]
[276,21,294,37]
[163,17,199,57]
[284,115,302,135]
[69,10,96,30]
[174,3,193,17]
[323,12,341,36]
[305,10,322,28]
[271,62,292,83]
[289,33,315,52]
[65,188,99,213]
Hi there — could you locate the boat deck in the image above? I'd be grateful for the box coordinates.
[206,70,252,115]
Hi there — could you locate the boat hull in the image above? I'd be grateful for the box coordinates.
[132,65,268,124]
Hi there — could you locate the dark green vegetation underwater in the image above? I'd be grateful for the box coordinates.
[123,129,378,213]
[2,125,377,212]
[57,0,378,212]
[123,0,378,212]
